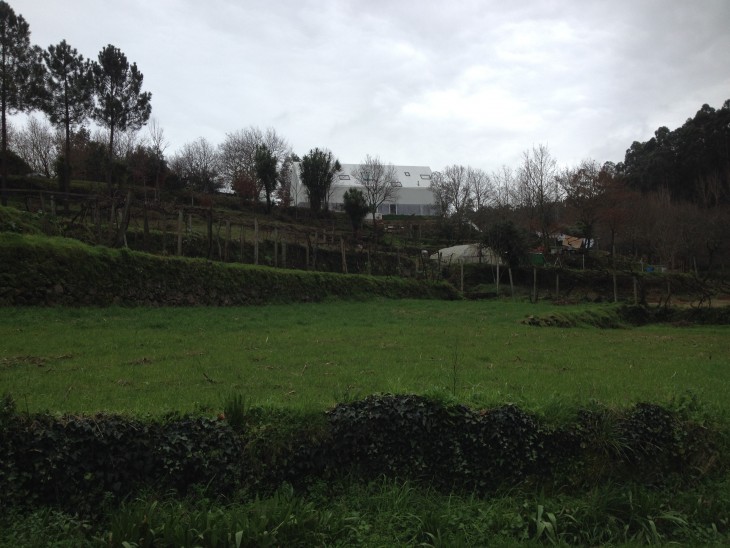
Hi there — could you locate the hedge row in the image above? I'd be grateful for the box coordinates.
[0,233,459,306]
[1,394,723,516]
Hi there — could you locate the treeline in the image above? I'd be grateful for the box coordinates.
[621,101,730,205]
[0,2,152,206]
[3,0,729,274]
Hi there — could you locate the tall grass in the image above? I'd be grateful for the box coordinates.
[2,479,728,546]
[1,300,728,417]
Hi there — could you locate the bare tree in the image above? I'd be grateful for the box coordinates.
[467,166,494,212]
[170,137,221,199]
[517,144,560,253]
[350,154,399,226]
[428,170,447,218]
[219,126,290,201]
[491,165,517,211]
[147,117,167,200]
[92,127,145,163]
[13,115,56,176]
[558,158,606,255]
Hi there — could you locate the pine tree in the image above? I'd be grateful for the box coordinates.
[92,44,151,193]
[0,1,44,205]
[41,40,94,193]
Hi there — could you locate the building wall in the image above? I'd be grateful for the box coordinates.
[290,162,437,216]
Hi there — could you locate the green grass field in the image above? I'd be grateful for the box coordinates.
[3,300,730,546]
[2,300,728,417]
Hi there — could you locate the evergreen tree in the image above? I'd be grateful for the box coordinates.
[41,40,94,193]
[0,1,44,205]
[92,44,151,192]
[343,187,370,235]
[254,144,277,212]
[300,147,340,213]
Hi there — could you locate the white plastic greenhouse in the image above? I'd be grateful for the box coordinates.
[430,244,503,266]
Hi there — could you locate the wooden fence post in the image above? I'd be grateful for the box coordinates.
[206,209,213,260]
[143,203,149,249]
[273,228,278,267]
[633,276,638,305]
[94,198,101,241]
[313,230,318,269]
[305,234,310,270]
[162,218,167,254]
[341,237,347,274]
[225,220,231,262]
[177,209,183,256]
[460,260,464,292]
[254,218,259,265]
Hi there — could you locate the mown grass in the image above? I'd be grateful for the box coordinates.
[1,300,728,417]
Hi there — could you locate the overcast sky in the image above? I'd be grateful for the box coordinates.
[13,0,730,173]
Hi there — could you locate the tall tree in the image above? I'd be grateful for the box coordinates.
[622,99,730,204]
[275,152,298,206]
[170,137,221,196]
[12,115,55,176]
[41,39,94,193]
[147,117,167,200]
[299,147,340,213]
[254,144,277,212]
[219,126,290,200]
[0,1,43,205]
[484,219,527,269]
[342,187,369,235]
[428,170,451,218]
[467,166,494,212]
[92,44,151,193]
[558,158,605,255]
[350,154,398,226]
[517,144,560,253]
[429,164,473,239]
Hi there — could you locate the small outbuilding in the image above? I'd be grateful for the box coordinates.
[430,244,503,266]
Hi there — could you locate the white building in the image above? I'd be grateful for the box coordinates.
[289,163,437,216]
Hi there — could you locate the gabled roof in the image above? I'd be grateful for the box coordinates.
[336,164,433,188]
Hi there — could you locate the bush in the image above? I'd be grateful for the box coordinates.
[0,394,724,516]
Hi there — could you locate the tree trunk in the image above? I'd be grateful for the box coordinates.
[1,85,8,207]
[114,192,133,247]
[106,124,115,195]
[63,108,71,195]
[508,267,514,300]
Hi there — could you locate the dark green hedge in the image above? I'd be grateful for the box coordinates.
[0,396,244,516]
[1,394,723,516]
[0,233,459,306]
